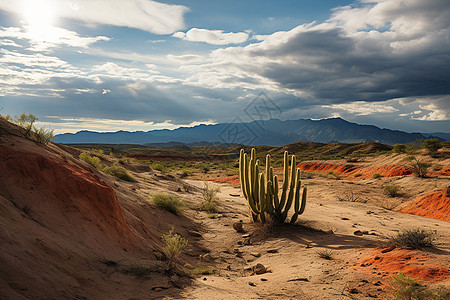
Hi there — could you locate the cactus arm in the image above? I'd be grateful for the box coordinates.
[258,173,266,223]
[273,175,280,210]
[279,151,289,210]
[294,170,301,213]
[290,186,307,224]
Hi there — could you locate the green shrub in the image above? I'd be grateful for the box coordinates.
[393,144,407,153]
[122,264,155,277]
[162,228,188,271]
[79,152,103,169]
[422,138,441,154]
[103,164,136,182]
[179,171,189,178]
[337,190,360,202]
[151,193,184,215]
[33,127,56,145]
[199,183,220,212]
[384,185,401,197]
[373,173,383,179]
[152,163,166,173]
[390,229,435,249]
[411,157,431,178]
[191,268,214,275]
[391,272,449,300]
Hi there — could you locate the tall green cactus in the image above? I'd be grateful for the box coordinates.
[239,148,307,224]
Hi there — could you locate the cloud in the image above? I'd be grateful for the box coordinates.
[0,0,188,35]
[322,101,398,116]
[102,89,111,95]
[173,28,249,45]
[0,26,109,50]
[181,0,450,110]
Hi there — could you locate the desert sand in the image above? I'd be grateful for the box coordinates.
[1,118,449,299]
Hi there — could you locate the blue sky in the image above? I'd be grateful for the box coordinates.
[0,0,449,134]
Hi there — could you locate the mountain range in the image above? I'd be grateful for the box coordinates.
[55,118,446,146]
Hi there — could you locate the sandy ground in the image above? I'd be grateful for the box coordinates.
[177,179,450,300]
[1,118,449,299]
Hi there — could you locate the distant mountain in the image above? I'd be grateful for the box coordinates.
[423,132,450,141]
[56,118,437,146]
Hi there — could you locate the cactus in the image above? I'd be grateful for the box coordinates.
[239,148,307,224]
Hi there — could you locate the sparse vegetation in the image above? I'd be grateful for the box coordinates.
[103,164,136,182]
[199,182,220,212]
[384,185,401,197]
[422,138,441,156]
[393,144,407,153]
[373,173,383,179]
[79,152,103,169]
[337,190,360,202]
[391,272,449,300]
[390,229,435,249]
[316,249,333,260]
[410,157,431,178]
[179,170,189,178]
[162,228,189,272]
[122,264,156,277]
[151,193,184,214]
[191,268,214,275]
[354,173,362,177]
[4,112,56,145]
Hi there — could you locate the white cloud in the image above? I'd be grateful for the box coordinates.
[322,101,398,116]
[0,38,22,47]
[102,89,111,95]
[173,28,249,45]
[0,0,188,35]
[0,26,109,50]
[39,116,216,134]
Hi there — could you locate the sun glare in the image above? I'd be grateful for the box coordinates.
[21,0,58,42]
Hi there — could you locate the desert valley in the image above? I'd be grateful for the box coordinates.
[1,116,449,300]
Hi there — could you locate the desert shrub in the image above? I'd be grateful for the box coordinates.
[422,138,441,154]
[79,152,103,169]
[391,272,449,300]
[390,229,435,249]
[354,173,362,177]
[199,182,220,212]
[384,185,401,197]
[33,127,56,145]
[179,171,189,178]
[393,144,407,153]
[103,164,136,182]
[316,249,333,260]
[373,173,383,179]
[151,193,184,214]
[151,162,166,173]
[122,264,155,277]
[337,190,360,202]
[162,228,188,271]
[410,157,431,178]
[300,171,314,179]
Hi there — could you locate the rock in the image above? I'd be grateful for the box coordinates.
[354,230,364,236]
[243,238,251,245]
[374,256,381,260]
[233,222,244,232]
[154,288,162,292]
[242,234,251,238]
[261,278,268,281]
[267,249,278,253]
[349,288,359,294]
[252,263,270,275]
[361,230,369,235]
[374,281,382,286]
[341,217,349,220]
[248,282,256,287]
[381,245,396,253]
[250,252,261,257]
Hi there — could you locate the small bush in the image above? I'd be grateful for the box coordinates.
[384,185,401,197]
[373,173,383,179]
[122,264,155,277]
[152,193,184,214]
[390,272,450,300]
[393,144,407,153]
[79,152,103,169]
[410,157,431,178]
[152,163,166,173]
[316,249,333,260]
[179,171,189,178]
[354,173,362,177]
[191,268,214,275]
[390,229,435,249]
[162,228,189,271]
[199,183,220,212]
[103,164,136,182]
[422,138,442,154]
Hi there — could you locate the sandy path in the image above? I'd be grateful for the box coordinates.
[179,180,450,300]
